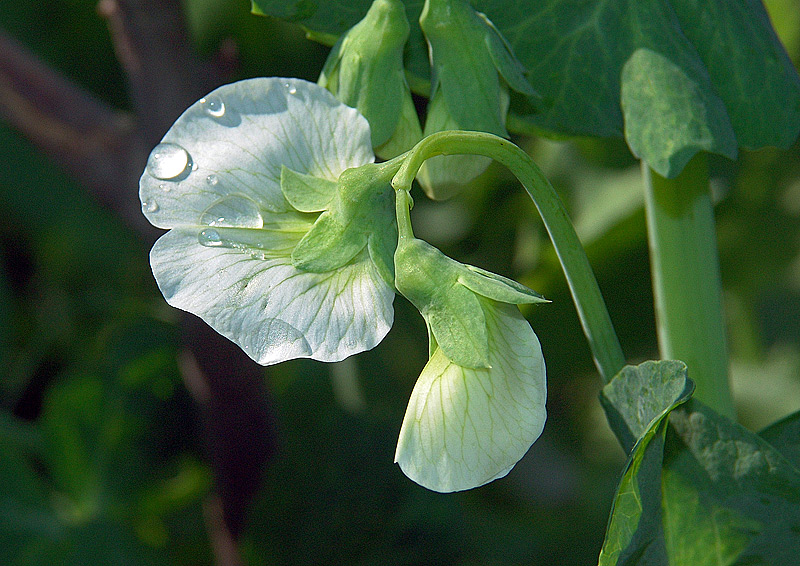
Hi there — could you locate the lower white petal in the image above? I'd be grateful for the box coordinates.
[151,229,394,365]
[395,301,546,492]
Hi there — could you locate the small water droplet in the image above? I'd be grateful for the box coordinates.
[142,200,159,213]
[200,96,226,118]
[288,86,297,95]
[200,195,263,229]
[146,143,192,180]
[198,228,223,247]
[206,174,219,186]
[159,183,169,192]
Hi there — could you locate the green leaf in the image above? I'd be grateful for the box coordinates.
[600,388,800,565]
[280,165,338,212]
[621,48,737,178]
[667,0,800,150]
[759,409,800,470]
[662,402,800,565]
[598,417,671,566]
[598,360,694,565]
[600,360,695,454]
[256,1,800,176]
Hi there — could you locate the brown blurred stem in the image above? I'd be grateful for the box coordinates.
[0,0,275,556]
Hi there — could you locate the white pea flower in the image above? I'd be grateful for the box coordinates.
[392,190,548,492]
[139,78,394,365]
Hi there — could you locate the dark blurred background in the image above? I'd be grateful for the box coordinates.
[1,1,800,564]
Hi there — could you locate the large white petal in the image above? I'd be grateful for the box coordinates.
[139,78,374,229]
[151,229,394,365]
[395,300,546,492]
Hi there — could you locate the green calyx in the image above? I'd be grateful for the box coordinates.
[393,190,545,368]
[318,0,422,158]
[284,161,400,285]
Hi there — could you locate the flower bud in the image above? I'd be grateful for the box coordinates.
[418,0,538,199]
[319,0,422,159]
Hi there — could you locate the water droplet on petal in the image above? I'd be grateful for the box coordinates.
[206,174,219,186]
[200,96,226,118]
[198,229,223,247]
[158,183,169,192]
[146,143,192,180]
[142,200,159,213]
[200,195,263,229]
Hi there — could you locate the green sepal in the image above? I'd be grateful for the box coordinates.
[318,0,419,151]
[424,319,438,359]
[367,223,398,287]
[479,12,537,99]
[394,237,490,368]
[291,210,368,272]
[280,165,338,213]
[291,163,396,275]
[418,0,534,198]
[460,264,547,305]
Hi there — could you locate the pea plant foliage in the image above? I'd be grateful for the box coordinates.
[139,0,800,561]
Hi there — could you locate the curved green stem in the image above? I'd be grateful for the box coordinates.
[392,130,626,382]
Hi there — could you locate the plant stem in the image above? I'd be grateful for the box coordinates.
[393,131,626,382]
[642,155,735,419]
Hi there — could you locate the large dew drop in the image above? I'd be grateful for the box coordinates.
[146,143,192,180]
[200,96,226,118]
[200,195,263,229]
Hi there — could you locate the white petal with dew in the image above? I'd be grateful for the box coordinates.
[150,228,394,365]
[395,300,546,492]
[139,78,374,230]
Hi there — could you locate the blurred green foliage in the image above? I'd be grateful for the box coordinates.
[1,0,799,564]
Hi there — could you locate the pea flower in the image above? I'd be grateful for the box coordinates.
[418,0,538,199]
[393,190,547,492]
[139,78,395,365]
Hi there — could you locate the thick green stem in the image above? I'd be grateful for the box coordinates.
[393,131,626,382]
[642,155,735,419]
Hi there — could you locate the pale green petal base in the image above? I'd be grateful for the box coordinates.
[395,300,546,492]
[151,229,394,365]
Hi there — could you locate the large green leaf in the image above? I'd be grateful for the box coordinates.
[661,402,800,565]
[600,371,800,566]
[252,0,800,177]
[598,360,693,565]
[600,360,695,453]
